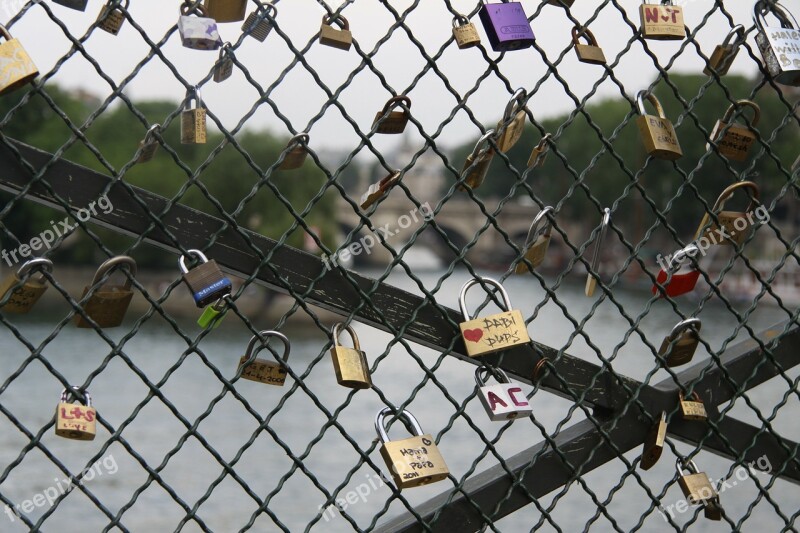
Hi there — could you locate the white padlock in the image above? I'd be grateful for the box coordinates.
[475,367,532,421]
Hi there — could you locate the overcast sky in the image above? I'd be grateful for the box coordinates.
[2,1,772,153]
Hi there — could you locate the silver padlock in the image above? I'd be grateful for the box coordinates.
[475,366,532,421]
[754,2,800,86]
[178,2,222,51]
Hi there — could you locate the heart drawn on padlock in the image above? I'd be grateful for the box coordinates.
[463,329,484,342]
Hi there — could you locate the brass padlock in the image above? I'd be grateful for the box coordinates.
[572,26,606,65]
[585,207,610,297]
[52,0,88,11]
[203,0,247,23]
[242,2,277,42]
[693,181,760,247]
[319,14,353,51]
[0,258,52,314]
[55,387,97,441]
[0,25,38,96]
[179,249,233,308]
[360,170,402,209]
[238,330,290,386]
[278,133,309,170]
[639,0,685,41]
[137,124,161,163]
[475,367,532,421]
[679,391,708,421]
[459,277,531,357]
[181,86,207,145]
[515,206,554,274]
[452,14,480,49]
[707,100,760,162]
[213,42,234,82]
[330,323,371,389]
[677,458,719,507]
[459,130,495,191]
[659,318,701,367]
[754,2,800,87]
[375,408,449,489]
[640,411,666,470]
[178,2,222,51]
[74,256,136,328]
[704,25,745,76]
[527,133,552,168]
[636,91,682,160]
[97,0,129,35]
[372,95,411,134]
[494,88,527,152]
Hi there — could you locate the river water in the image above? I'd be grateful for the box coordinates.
[1,267,797,532]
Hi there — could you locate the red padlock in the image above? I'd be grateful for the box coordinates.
[652,243,701,298]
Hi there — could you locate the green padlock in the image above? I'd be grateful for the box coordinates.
[197,297,228,329]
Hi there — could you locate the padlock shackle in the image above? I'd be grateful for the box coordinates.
[458,276,514,320]
[380,95,411,115]
[179,249,210,274]
[332,322,361,352]
[185,85,203,109]
[571,26,599,47]
[533,133,552,155]
[375,407,424,444]
[501,88,527,123]
[469,130,496,159]
[754,1,799,32]
[474,365,511,387]
[452,14,470,28]
[523,206,554,248]
[710,181,760,214]
[667,243,700,274]
[287,132,310,148]
[106,0,130,9]
[641,0,674,5]
[676,457,701,476]
[0,24,11,41]
[322,13,349,30]
[219,41,233,57]
[636,91,667,119]
[588,208,611,273]
[720,24,746,48]
[254,1,277,16]
[679,390,702,403]
[60,386,92,407]
[721,100,760,127]
[90,255,137,289]
[143,123,161,142]
[377,169,402,190]
[181,1,208,17]
[210,296,228,312]
[245,330,291,362]
[17,257,54,279]
[668,317,701,341]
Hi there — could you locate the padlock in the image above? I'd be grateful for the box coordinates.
[475,366,532,421]
[527,133,552,168]
[659,318,701,367]
[707,100,760,162]
[330,323,371,389]
[572,26,606,65]
[704,25,745,76]
[452,14,480,49]
[375,408,449,489]
[197,296,228,329]
[96,0,129,35]
[179,249,233,308]
[213,42,234,82]
[319,14,353,51]
[585,208,610,297]
[242,2,277,42]
[652,243,701,298]
[0,258,52,314]
[639,0,685,41]
[704,498,723,521]
[494,88,527,152]
[178,2,222,51]
[181,86,207,144]
[693,181,760,247]
[545,0,574,7]
[677,458,719,507]
[640,411,666,470]
[458,277,531,357]
[137,124,161,163]
[478,0,535,52]
[372,95,411,134]
[237,330,290,386]
[52,0,88,11]
[754,2,800,86]
[679,391,708,421]
[360,170,402,209]
[203,0,247,23]
[459,130,495,191]
[278,133,310,170]
[515,206,554,274]
[635,91,682,160]
[55,387,96,441]
[74,256,136,328]
[0,25,38,96]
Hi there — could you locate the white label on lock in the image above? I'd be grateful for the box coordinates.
[479,383,532,421]
[765,26,800,71]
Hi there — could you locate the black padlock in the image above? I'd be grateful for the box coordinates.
[179,249,232,308]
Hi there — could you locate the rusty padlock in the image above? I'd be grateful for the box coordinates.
[242,1,277,42]
[372,95,411,134]
[754,1,800,86]
[330,323,371,389]
[659,318,701,367]
[639,0,685,41]
[204,0,247,23]
[572,26,606,65]
[360,170,402,209]
[238,330,291,386]
[459,130,495,191]
[585,207,610,297]
[96,0,129,35]
[494,88,527,152]
[704,25,745,77]
[636,91,682,160]
[515,206,554,273]
[0,25,38,96]
[452,14,480,49]
[693,181,761,247]
[319,14,353,50]
[74,256,136,328]
[278,133,310,170]
[641,411,667,470]
[459,277,531,357]
[707,100,760,162]
[0,258,53,314]
[55,387,97,441]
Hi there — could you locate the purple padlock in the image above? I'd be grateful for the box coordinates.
[478,1,534,52]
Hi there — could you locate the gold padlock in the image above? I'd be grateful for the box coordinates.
[96,0,129,35]
[639,0,685,41]
[55,387,97,441]
[659,318,701,367]
[572,26,606,65]
[330,323,371,389]
[137,123,161,163]
[181,86,207,145]
[585,208,610,297]
[515,206,554,274]
[0,258,53,314]
[319,14,353,51]
[375,408,449,489]
[0,25,38,96]
[641,411,666,470]
[693,181,760,247]
[278,133,310,170]
[707,100,760,162]
[203,0,247,23]
[679,391,708,421]
[372,95,411,134]
[636,91,682,160]
[74,256,136,328]
[458,277,531,357]
[452,14,480,49]
[459,130,495,191]
[527,133,552,168]
[241,2,277,42]
[360,170,402,209]
[677,458,720,508]
[494,88,527,152]
[213,42,234,82]
[704,25,745,76]
[237,330,290,386]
